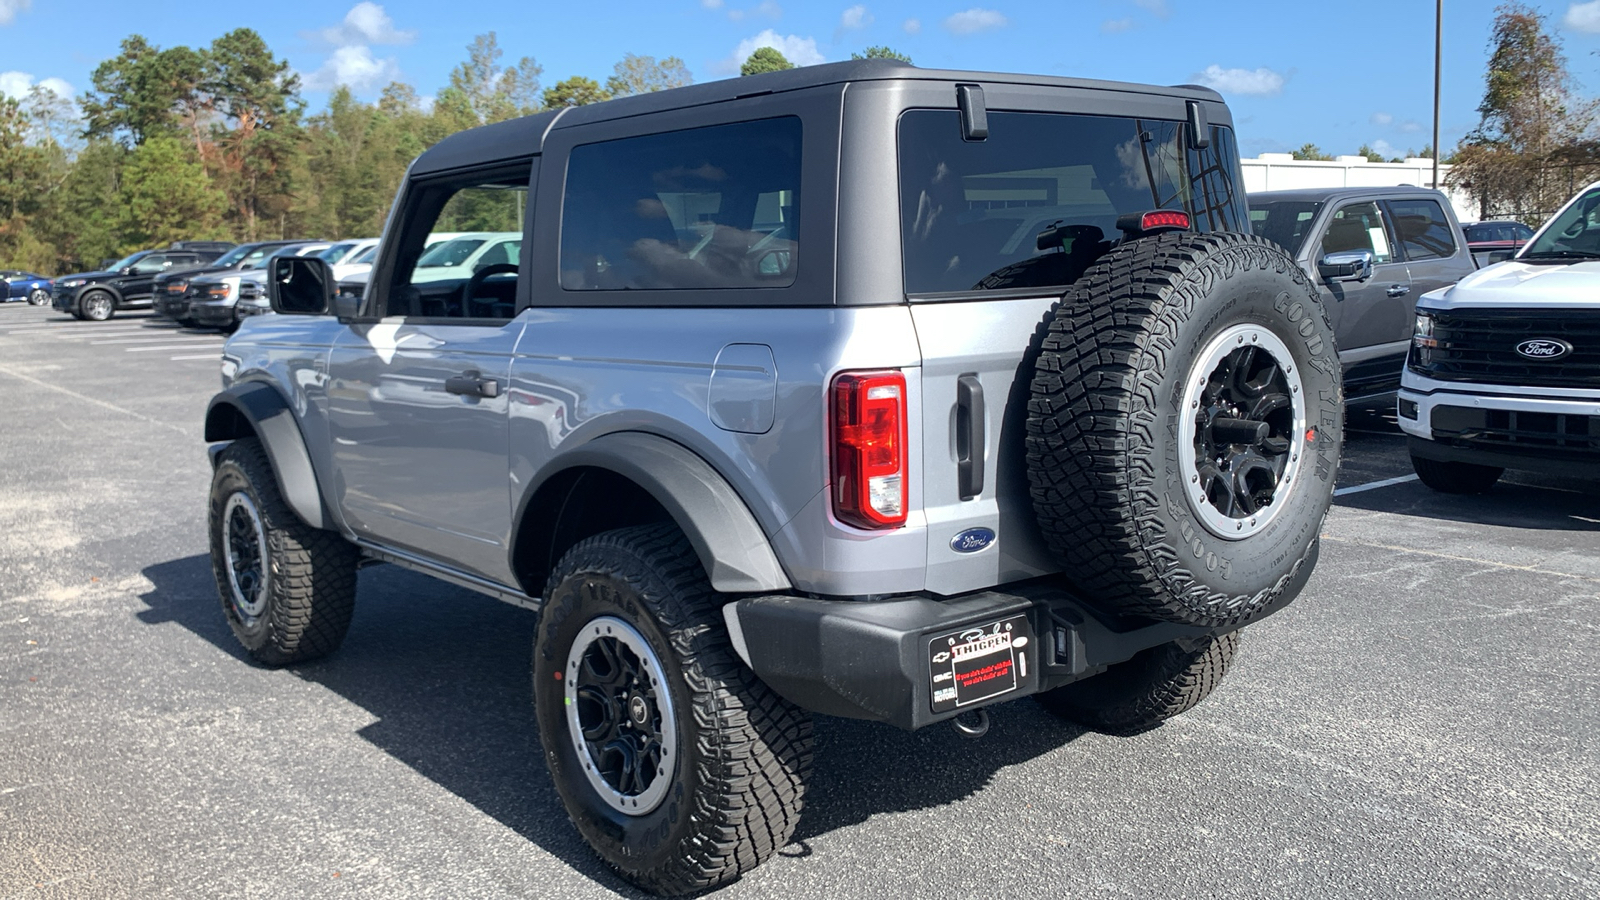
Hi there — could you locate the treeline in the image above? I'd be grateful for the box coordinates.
[0,30,693,275]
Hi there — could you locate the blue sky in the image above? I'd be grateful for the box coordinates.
[6,0,1600,159]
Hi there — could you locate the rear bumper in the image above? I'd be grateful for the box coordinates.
[724,583,1231,731]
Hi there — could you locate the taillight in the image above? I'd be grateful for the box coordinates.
[831,370,908,530]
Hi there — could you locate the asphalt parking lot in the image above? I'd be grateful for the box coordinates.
[1,302,1596,899]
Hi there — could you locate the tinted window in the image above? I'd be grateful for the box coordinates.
[1320,202,1394,264]
[1389,199,1456,260]
[899,111,1248,294]
[1250,200,1322,255]
[561,117,802,291]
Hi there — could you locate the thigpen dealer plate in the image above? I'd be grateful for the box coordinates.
[928,615,1031,714]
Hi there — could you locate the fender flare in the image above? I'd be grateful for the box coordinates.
[205,382,332,530]
[73,283,123,314]
[527,432,791,594]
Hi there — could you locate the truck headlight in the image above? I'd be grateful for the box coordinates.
[206,282,235,301]
[1412,312,1437,348]
[59,278,87,289]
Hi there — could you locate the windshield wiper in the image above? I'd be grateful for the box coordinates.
[1520,249,1600,260]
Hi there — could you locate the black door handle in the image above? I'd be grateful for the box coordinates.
[956,374,985,500]
[445,370,499,398]
[1387,284,1411,298]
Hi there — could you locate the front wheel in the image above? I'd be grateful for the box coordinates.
[80,290,115,321]
[28,288,49,306]
[208,437,359,665]
[533,524,812,896]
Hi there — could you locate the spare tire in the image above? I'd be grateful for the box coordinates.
[1026,231,1341,627]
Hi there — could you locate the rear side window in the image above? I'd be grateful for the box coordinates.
[1389,198,1456,260]
[560,117,802,291]
[898,110,1247,295]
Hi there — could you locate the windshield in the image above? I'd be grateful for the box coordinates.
[898,111,1247,294]
[417,237,486,267]
[353,244,378,263]
[317,243,355,262]
[1249,200,1323,256]
[210,244,260,267]
[1521,187,1600,259]
[105,250,150,272]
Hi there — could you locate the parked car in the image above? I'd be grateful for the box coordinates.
[0,270,53,305]
[408,231,522,284]
[1400,182,1600,493]
[187,243,332,332]
[316,238,379,268]
[330,243,378,283]
[1463,219,1534,267]
[209,60,1342,893]
[168,240,237,255]
[52,247,228,321]
[1249,186,1477,403]
[154,240,323,325]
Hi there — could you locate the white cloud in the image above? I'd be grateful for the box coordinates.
[1370,111,1393,126]
[903,17,921,34]
[1565,1,1600,32]
[1192,64,1286,97]
[728,0,781,21]
[0,0,31,27]
[702,0,724,7]
[308,2,414,47]
[841,5,871,29]
[718,29,825,74]
[1370,140,1398,158]
[1102,17,1134,32]
[304,45,401,92]
[944,8,1007,35]
[1134,0,1169,17]
[0,71,72,101]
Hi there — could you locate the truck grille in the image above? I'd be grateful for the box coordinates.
[1431,405,1600,459]
[1409,308,1600,389]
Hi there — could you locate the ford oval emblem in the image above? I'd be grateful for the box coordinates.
[950,527,996,554]
[1516,338,1573,360]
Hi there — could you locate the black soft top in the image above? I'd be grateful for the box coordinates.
[412,60,1226,176]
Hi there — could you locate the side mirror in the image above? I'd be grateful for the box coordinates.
[1317,249,1375,283]
[334,291,361,319]
[269,256,333,315]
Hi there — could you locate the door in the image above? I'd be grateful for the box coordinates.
[1386,196,1466,322]
[1313,200,1411,360]
[116,253,176,301]
[324,161,536,583]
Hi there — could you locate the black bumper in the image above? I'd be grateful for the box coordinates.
[726,585,1226,731]
[192,303,237,327]
[1408,435,1599,476]
[51,290,76,313]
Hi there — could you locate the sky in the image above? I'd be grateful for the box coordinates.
[6,0,1600,160]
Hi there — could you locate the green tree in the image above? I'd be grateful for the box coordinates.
[204,28,304,239]
[437,32,544,127]
[850,46,912,63]
[542,76,611,108]
[1291,143,1333,161]
[1356,144,1385,163]
[32,140,127,271]
[741,47,794,76]
[115,136,226,251]
[606,54,693,97]
[80,36,208,146]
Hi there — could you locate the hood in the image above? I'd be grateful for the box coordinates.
[56,270,117,283]
[1420,259,1600,312]
[157,262,245,284]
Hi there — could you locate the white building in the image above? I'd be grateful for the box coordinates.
[1240,154,1476,223]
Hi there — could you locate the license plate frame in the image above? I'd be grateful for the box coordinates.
[928,614,1031,714]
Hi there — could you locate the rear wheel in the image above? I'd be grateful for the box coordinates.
[1035,631,1240,735]
[1411,454,1502,494]
[80,290,115,321]
[533,524,812,896]
[1026,231,1341,627]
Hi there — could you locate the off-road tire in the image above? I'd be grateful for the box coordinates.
[533,524,812,896]
[27,288,48,306]
[1411,454,1502,494]
[80,290,115,321]
[208,437,358,665]
[1027,231,1342,628]
[1036,631,1240,735]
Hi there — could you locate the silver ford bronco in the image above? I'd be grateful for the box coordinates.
[204,60,1342,894]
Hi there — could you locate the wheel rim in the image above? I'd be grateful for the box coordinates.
[564,615,678,817]
[1178,324,1306,541]
[84,294,111,320]
[29,289,47,306]
[222,492,269,622]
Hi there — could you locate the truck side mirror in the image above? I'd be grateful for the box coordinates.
[269,256,333,315]
[1317,249,1375,283]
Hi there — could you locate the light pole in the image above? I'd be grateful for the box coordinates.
[1433,0,1442,189]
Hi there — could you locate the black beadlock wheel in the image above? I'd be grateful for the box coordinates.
[533,524,813,896]
[208,437,359,665]
[1036,631,1241,735]
[1026,231,1342,627]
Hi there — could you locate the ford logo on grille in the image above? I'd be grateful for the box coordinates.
[950,527,996,553]
[1515,338,1573,360]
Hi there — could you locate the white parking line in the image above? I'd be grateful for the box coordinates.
[76,331,185,341]
[1333,474,1419,497]
[93,335,221,345]
[125,344,226,352]
[169,354,222,361]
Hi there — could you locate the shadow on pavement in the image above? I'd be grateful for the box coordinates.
[136,554,1084,885]
[1337,476,1600,531]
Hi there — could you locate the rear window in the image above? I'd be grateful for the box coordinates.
[560,116,802,291]
[898,110,1247,295]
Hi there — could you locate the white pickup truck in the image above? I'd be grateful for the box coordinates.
[1399,181,1600,492]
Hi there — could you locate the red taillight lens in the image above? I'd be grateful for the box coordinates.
[1141,210,1190,231]
[831,370,908,530]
